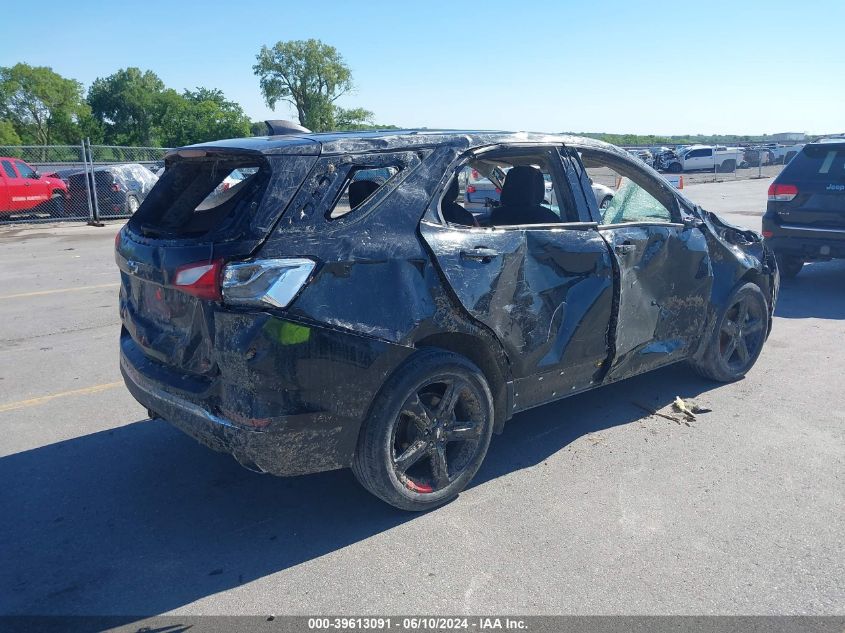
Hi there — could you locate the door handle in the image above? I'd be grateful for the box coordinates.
[614,244,636,255]
[461,247,499,262]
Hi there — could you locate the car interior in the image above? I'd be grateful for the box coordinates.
[329,166,401,219]
[440,151,576,227]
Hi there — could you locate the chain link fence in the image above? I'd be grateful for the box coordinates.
[0,141,169,224]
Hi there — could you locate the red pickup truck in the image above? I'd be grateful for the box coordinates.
[0,157,68,216]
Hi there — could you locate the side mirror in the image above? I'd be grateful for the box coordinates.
[31,171,41,179]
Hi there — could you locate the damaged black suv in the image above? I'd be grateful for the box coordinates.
[117,127,778,511]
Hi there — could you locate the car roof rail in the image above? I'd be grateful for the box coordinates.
[265,120,312,136]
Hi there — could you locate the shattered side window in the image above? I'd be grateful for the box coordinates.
[581,149,678,225]
[327,166,402,219]
[277,151,423,229]
[602,179,673,224]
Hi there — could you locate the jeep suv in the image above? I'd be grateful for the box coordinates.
[762,141,845,277]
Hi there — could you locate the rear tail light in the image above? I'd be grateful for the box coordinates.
[222,182,231,191]
[495,187,502,194]
[173,259,224,301]
[762,230,774,238]
[112,183,121,193]
[768,183,798,201]
[222,259,315,309]
[467,185,476,194]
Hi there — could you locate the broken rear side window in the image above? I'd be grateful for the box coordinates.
[328,165,401,219]
[130,155,268,238]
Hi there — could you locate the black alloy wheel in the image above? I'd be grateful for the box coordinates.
[689,282,769,382]
[352,349,494,511]
[391,377,485,494]
[718,294,766,374]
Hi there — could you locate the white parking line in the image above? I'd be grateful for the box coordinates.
[0,283,120,300]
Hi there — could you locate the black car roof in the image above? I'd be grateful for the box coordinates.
[178,129,620,158]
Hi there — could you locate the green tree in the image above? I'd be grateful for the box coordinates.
[87,68,166,145]
[334,107,373,130]
[253,39,356,132]
[0,120,22,145]
[250,121,269,136]
[157,87,252,146]
[0,63,89,145]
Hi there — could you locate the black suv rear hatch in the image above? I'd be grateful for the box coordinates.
[773,143,845,229]
[116,145,318,377]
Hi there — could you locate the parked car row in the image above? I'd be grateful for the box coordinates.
[0,158,159,219]
[623,144,806,173]
[51,164,158,216]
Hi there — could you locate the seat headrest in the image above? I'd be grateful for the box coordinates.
[348,180,380,209]
[500,165,546,207]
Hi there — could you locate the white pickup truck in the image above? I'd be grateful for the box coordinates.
[665,145,745,173]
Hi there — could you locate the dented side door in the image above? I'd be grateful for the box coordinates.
[419,222,616,411]
[599,221,712,381]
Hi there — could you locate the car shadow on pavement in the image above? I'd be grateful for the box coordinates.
[775,259,845,320]
[0,365,717,618]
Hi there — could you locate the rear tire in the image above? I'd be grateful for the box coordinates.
[776,254,804,279]
[352,349,494,511]
[125,195,140,215]
[668,162,682,173]
[689,282,769,382]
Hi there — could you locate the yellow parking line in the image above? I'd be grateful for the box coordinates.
[0,381,124,413]
[0,283,119,300]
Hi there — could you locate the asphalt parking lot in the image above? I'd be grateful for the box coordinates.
[0,177,842,618]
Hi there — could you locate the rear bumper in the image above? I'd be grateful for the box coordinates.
[120,313,414,476]
[763,219,845,260]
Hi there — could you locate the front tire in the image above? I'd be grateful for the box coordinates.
[48,192,65,218]
[689,282,769,382]
[668,162,682,173]
[352,349,494,511]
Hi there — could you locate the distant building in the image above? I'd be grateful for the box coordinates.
[771,132,807,142]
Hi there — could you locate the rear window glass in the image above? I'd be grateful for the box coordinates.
[788,145,845,178]
[130,156,268,238]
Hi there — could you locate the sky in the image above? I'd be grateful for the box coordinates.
[1,0,842,136]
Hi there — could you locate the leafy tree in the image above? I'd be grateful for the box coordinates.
[87,68,166,145]
[334,107,373,130]
[333,107,400,132]
[0,120,21,145]
[250,121,269,136]
[157,87,252,147]
[253,39,357,132]
[0,63,89,145]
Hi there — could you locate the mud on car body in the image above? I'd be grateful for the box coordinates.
[117,127,778,511]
